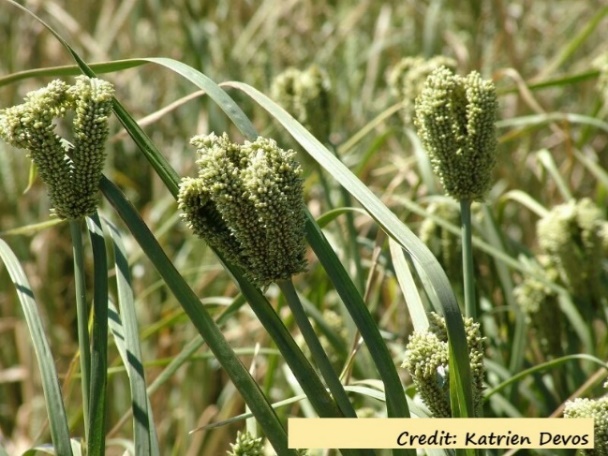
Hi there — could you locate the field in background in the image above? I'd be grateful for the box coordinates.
[0,1,607,455]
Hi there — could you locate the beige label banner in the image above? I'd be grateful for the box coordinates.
[288,418,594,449]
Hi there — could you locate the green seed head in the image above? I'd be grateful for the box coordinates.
[388,55,457,125]
[179,133,308,287]
[537,198,606,305]
[414,67,497,201]
[226,430,264,456]
[0,76,114,219]
[402,312,485,417]
[271,65,331,142]
[564,396,608,456]
[514,255,562,356]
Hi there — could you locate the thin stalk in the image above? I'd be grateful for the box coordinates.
[460,200,476,319]
[70,219,90,442]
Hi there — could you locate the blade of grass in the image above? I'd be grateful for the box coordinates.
[0,59,146,88]
[271,311,370,456]
[107,295,247,439]
[536,149,572,201]
[497,112,608,136]
[0,239,73,456]
[69,220,91,443]
[103,217,158,456]
[85,214,109,456]
[484,354,608,400]
[388,238,429,332]
[277,279,357,420]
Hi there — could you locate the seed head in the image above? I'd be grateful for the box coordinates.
[0,76,114,219]
[414,67,497,201]
[564,396,608,456]
[537,198,607,305]
[271,65,331,142]
[402,312,485,417]
[227,430,264,456]
[178,133,307,287]
[388,55,457,125]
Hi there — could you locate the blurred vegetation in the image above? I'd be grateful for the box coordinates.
[0,0,607,455]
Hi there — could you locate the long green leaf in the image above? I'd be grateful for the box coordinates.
[104,217,158,456]
[305,213,413,429]
[0,59,145,88]
[86,214,109,456]
[388,238,429,332]
[0,239,73,456]
[69,220,91,443]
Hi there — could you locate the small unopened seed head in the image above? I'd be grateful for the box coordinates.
[414,67,497,201]
[564,396,608,455]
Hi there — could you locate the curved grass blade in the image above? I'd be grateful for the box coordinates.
[388,238,429,332]
[0,239,73,456]
[224,81,474,420]
[534,6,608,80]
[69,220,91,443]
[536,149,572,201]
[103,217,158,456]
[0,59,145,88]
[85,214,109,456]
[484,354,608,400]
[496,112,608,136]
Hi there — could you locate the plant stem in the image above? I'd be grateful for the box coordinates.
[460,199,476,319]
[70,219,90,442]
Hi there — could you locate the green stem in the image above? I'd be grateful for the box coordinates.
[70,219,90,442]
[460,199,476,319]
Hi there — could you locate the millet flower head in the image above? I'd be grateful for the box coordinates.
[536,198,607,306]
[414,67,498,201]
[178,133,307,287]
[402,312,485,417]
[271,65,331,142]
[0,76,114,219]
[388,55,457,125]
[564,396,608,456]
